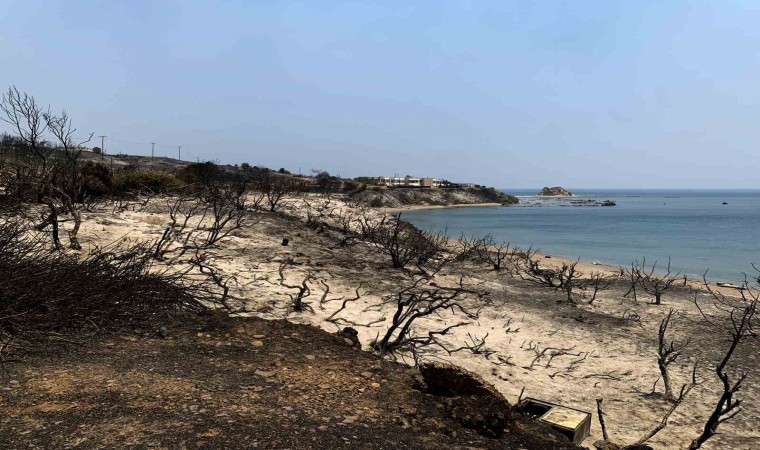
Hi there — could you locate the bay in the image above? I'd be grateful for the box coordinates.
[402,189,760,284]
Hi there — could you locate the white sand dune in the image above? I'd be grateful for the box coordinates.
[72,195,758,450]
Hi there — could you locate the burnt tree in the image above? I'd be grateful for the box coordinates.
[373,275,485,355]
[656,309,690,401]
[688,275,757,449]
[360,214,446,269]
[638,257,680,305]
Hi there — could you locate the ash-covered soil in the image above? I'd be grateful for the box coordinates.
[0,313,577,450]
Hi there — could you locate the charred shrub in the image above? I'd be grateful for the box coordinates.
[360,215,447,269]
[0,219,208,359]
[177,161,227,186]
[112,170,180,194]
[80,161,113,197]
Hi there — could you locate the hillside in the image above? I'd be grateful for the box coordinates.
[77,153,520,208]
[350,187,519,208]
[80,152,192,172]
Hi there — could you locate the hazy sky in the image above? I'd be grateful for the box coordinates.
[2,1,759,189]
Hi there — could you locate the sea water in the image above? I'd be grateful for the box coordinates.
[401,190,760,284]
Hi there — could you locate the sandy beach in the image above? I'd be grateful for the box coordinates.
[68,194,757,449]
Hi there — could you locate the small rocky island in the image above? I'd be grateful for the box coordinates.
[538,186,573,197]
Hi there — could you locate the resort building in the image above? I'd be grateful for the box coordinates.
[369,176,446,188]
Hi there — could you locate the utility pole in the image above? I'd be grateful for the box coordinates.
[98,135,106,159]
[151,142,155,158]
[178,145,182,161]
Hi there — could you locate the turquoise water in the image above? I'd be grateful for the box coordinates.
[402,190,760,284]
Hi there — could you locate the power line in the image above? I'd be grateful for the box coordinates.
[108,136,189,149]
[106,137,191,155]
[107,137,151,146]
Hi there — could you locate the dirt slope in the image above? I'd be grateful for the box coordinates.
[0,313,578,450]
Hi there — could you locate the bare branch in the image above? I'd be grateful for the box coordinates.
[326,284,362,323]
[688,275,757,449]
[656,309,690,401]
[596,398,609,441]
[278,259,313,313]
[372,273,486,354]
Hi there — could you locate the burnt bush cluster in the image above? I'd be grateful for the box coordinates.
[0,218,208,360]
[112,169,180,195]
[360,214,447,269]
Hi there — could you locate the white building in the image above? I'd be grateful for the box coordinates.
[371,176,444,188]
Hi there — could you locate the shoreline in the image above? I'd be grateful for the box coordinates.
[530,251,747,298]
[381,202,503,214]
[372,201,747,299]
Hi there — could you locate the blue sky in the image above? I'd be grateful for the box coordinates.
[2,1,759,188]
